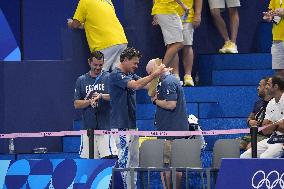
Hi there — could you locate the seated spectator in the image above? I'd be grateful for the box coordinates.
[239,77,272,150]
[240,75,284,158]
[263,0,284,77]
[209,0,240,53]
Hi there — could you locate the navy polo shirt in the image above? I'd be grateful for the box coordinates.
[109,67,140,129]
[155,74,188,135]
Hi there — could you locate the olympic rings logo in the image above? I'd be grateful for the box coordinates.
[252,170,284,189]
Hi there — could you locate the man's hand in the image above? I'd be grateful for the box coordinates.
[67,18,73,28]
[263,11,274,22]
[274,8,284,17]
[248,120,258,127]
[150,64,173,78]
[90,92,100,108]
[193,14,201,28]
[150,64,166,77]
[67,18,84,29]
[151,94,157,103]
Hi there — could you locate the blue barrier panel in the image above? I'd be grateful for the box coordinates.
[136,119,156,131]
[0,159,119,188]
[216,159,284,189]
[73,119,83,131]
[17,153,80,160]
[0,154,15,160]
[63,137,81,153]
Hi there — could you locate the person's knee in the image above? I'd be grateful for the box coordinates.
[210,8,221,18]
[276,69,284,77]
[259,153,272,158]
[240,151,251,158]
[174,42,184,51]
[167,42,184,52]
[228,7,239,16]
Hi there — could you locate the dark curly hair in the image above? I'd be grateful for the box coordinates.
[89,51,104,62]
[120,47,142,62]
[272,75,284,91]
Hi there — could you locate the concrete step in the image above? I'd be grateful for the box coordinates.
[198,53,272,85]
[212,69,274,86]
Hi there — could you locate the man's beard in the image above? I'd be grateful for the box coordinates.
[258,92,265,99]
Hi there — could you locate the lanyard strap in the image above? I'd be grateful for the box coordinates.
[92,71,103,86]
[84,71,104,100]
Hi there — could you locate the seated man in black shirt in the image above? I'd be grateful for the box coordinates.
[240,77,272,150]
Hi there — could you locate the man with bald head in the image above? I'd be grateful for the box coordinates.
[146,59,189,189]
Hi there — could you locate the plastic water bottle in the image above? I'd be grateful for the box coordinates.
[9,138,15,154]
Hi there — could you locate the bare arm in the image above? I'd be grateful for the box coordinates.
[127,64,166,90]
[274,119,284,133]
[193,0,202,28]
[263,10,274,22]
[100,93,110,101]
[247,112,258,127]
[261,119,276,135]
[127,74,156,90]
[152,0,159,25]
[74,93,102,109]
[151,94,177,110]
[155,99,177,110]
[274,8,284,17]
[68,19,82,29]
[74,99,92,109]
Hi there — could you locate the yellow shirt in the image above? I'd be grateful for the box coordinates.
[269,0,284,41]
[152,0,179,15]
[73,0,128,52]
[176,0,194,23]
